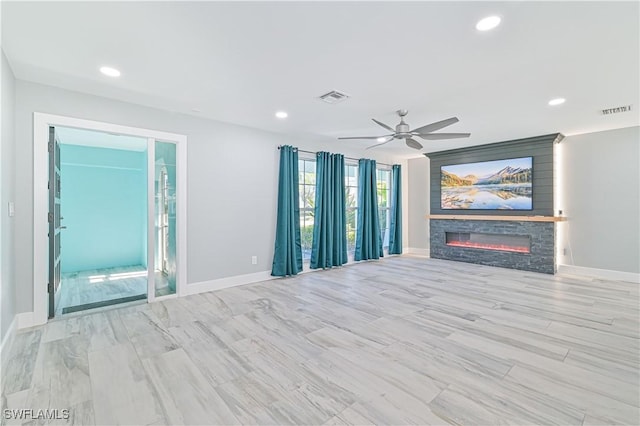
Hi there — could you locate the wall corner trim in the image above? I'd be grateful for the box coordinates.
[558,264,640,284]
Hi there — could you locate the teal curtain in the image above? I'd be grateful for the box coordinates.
[355,159,382,261]
[389,164,403,254]
[310,152,347,269]
[271,146,302,276]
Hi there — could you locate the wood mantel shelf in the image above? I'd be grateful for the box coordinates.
[426,214,566,222]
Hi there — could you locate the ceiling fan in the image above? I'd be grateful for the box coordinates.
[338,109,470,150]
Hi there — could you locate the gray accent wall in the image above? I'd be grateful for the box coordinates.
[424,134,560,274]
[425,134,561,216]
[1,50,17,342]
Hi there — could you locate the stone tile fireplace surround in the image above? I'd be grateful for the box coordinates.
[425,133,564,275]
[429,216,558,274]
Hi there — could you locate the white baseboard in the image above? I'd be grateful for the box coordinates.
[406,247,430,257]
[558,264,640,283]
[1,316,17,369]
[185,270,275,295]
[184,261,372,296]
[16,312,36,330]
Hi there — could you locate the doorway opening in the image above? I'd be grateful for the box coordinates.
[53,126,149,316]
[34,113,187,325]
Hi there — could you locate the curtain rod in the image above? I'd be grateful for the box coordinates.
[277,145,393,167]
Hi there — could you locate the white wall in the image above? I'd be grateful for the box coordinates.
[400,159,410,253]
[1,50,16,342]
[407,156,429,253]
[13,80,403,315]
[558,126,640,274]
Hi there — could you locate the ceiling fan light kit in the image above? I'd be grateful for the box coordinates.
[338,110,471,150]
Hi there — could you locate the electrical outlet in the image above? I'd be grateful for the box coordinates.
[251,256,258,265]
[8,202,14,217]
[563,248,567,256]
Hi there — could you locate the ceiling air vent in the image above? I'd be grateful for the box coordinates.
[601,104,632,115]
[318,90,350,104]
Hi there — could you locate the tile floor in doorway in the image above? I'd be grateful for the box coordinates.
[56,266,172,316]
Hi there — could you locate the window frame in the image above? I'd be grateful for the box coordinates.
[298,156,317,261]
[376,167,392,251]
[345,162,359,256]
[297,157,393,262]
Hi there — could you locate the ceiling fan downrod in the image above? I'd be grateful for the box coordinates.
[395,110,410,136]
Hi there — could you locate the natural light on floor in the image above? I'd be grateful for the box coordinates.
[89,270,147,284]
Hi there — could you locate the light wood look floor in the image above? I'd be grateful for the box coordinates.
[2,256,639,425]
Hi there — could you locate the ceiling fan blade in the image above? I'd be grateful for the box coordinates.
[372,118,395,132]
[412,117,459,134]
[338,135,390,140]
[405,138,423,150]
[417,132,471,140]
[366,137,394,150]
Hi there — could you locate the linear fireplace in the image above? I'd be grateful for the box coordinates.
[430,219,557,274]
[445,232,530,254]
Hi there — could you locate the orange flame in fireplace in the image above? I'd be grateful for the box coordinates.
[446,241,530,253]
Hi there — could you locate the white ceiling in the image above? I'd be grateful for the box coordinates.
[3,1,639,158]
[57,126,147,152]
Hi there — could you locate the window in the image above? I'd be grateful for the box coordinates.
[298,158,390,261]
[377,168,391,250]
[345,163,358,253]
[299,158,316,260]
[345,163,390,254]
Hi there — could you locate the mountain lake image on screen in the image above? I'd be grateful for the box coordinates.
[440,157,533,210]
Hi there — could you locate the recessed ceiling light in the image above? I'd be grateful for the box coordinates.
[100,66,121,77]
[548,98,566,106]
[377,137,387,142]
[275,111,288,119]
[476,16,501,31]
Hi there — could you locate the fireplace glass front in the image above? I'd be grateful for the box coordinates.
[445,231,531,253]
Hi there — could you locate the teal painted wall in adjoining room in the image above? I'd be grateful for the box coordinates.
[60,144,147,273]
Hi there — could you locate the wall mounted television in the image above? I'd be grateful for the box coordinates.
[441,157,533,210]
